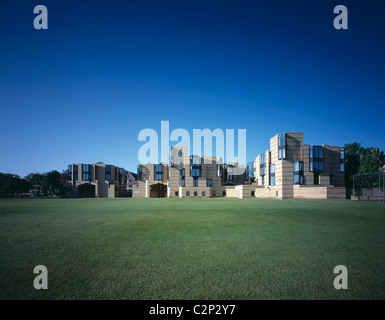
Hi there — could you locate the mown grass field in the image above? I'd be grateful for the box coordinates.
[0,198,384,300]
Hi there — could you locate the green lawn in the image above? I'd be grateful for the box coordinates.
[0,198,384,300]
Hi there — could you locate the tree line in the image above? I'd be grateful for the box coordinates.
[0,171,67,197]
[344,143,385,189]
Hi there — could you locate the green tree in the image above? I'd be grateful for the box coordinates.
[344,143,385,190]
[24,173,44,195]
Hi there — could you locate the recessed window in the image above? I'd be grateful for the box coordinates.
[206,178,212,187]
[175,191,179,196]
[194,191,198,196]
[310,146,323,172]
[213,191,216,196]
[202,191,206,196]
[190,155,201,177]
[106,165,111,181]
[269,164,275,186]
[330,174,334,185]
[186,191,190,196]
[82,164,91,181]
[278,133,286,160]
[314,172,320,185]
[154,164,163,180]
[223,191,226,196]
[137,165,142,181]
[340,148,345,172]
[179,168,185,187]
[68,165,72,180]
[251,191,255,196]
[293,161,304,185]
[225,164,233,181]
[193,177,198,187]
[259,154,266,177]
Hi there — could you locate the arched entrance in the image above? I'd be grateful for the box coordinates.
[150,183,167,198]
[78,183,95,198]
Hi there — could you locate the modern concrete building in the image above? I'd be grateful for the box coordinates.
[253,132,346,199]
[132,146,249,198]
[66,162,135,198]
[132,132,346,199]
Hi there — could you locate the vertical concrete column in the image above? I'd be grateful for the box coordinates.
[145,180,149,198]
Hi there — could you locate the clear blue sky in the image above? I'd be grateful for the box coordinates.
[1,0,384,176]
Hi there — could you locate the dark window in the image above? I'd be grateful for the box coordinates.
[278,133,286,160]
[106,165,111,181]
[213,191,216,196]
[330,174,334,185]
[190,156,201,177]
[293,161,304,185]
[206,178,212,187]
[202,191,206,196]
[223,191,226,196]
[261,176,265,185]
[194,191,198,196]
[251,191,255,196]
[179,168,185,187]
[73,165,78,180]
[186,191,190,196]
[175,191,179,196]
[193,177,198,187]
[82,164,91,181]
[310,146,323,172]
[314,172,320,185]
[137,165,142,181]
[119,168,123,183]
[340,148,345,172]
[68,165,72,180]
[154,164,162,180]
[269,164,275,186]
[259,154,266,176]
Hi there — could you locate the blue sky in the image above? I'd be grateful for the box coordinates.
[1,0,384,176]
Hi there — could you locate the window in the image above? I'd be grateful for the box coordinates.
[186,191,190,196]
[225,164,233,181]
[82,164,91,181]
[137,165,142,181]
[217,163,223,177]
[194,191,198,196]
[269,164,275,186]
[106,165,111,181]
[202,191,205,196]
[206,178,212,187]
[259,154,266,176]
[278,133,286,160]
[223,191,226,196]
[340,148,345,172]
[310,146,323,172]
[175,191,179,196]
[251,191,255,196]
[119,168,123,183]
[314,172,320,185]
[213,191,216,196]
[261,176,265,185]
[193,177,198,187]
[330,174,334,185]
[190,156,201,177]
[154,164,162,180]
[179,168,185,187]
[293,161,304,185]
[73,165,78,180]
[68,165,72,180]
